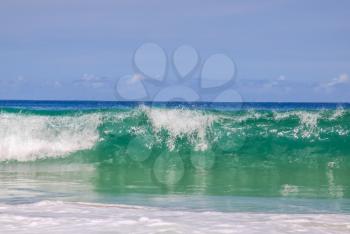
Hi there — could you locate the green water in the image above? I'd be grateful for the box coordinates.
[1,106,349,204]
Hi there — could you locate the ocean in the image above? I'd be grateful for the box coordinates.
[0,100,349,233]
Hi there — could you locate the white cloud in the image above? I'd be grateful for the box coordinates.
[317,73,349,90]
[263,75,287,88]
[16,75,25,82]
[53,81,62,88]
[74,74,110,88]
[127,73,144,84]
[277,75,286,81]
[2,75,27,86]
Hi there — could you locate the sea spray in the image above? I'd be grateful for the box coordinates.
[0,106,349,162]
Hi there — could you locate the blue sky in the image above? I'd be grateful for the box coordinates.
[0,0,349,102]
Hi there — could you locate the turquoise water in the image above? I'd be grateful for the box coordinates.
[1,101,350,233]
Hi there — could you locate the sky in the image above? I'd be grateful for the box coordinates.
[0,0,349,102]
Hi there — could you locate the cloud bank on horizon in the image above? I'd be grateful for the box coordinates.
[0,0,349,102]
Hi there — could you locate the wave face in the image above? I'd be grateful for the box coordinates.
[1,105,349,161]
[1,102,350,199]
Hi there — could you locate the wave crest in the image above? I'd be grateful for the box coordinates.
[0,107,349,162]
[143,106,216,151]
[0,113,102,161]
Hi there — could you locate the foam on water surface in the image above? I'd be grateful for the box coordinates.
[0,200,349,234]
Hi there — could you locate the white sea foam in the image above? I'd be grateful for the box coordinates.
[330,107,345,120]
[0,200,349,234]
[0,113,102,161]
[273,111,322,138]
[143,107,216,151]
[274,111,320,127]
[233,109,264,122]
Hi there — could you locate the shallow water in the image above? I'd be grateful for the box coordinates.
[1,200,350,234]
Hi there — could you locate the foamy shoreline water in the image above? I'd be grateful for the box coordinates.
[0,200,349,234]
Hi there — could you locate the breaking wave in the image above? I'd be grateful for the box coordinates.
[0,106,349,162]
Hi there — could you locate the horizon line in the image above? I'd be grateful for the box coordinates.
[0,99,349,104]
